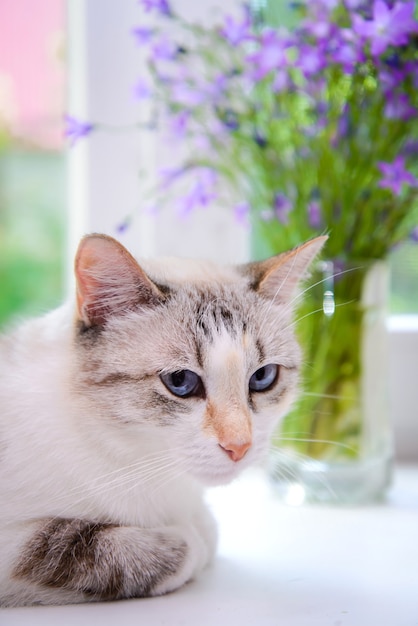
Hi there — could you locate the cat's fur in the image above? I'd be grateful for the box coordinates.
[0,233,325,606]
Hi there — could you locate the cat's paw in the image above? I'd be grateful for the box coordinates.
[150,520,214,596]
[10,519,211,603]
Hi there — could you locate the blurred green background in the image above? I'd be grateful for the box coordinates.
[0,0,66,330]
[0,139,65,330]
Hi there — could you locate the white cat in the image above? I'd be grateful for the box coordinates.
[0,233,325,606]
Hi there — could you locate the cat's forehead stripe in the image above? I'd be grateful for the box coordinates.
[192,288,251,342]
[256,339,265,364]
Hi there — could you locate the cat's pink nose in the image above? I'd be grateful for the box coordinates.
[219,441,251,462]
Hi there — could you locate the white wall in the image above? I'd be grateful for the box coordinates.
[67,0,248,265]
[388,318,418,462]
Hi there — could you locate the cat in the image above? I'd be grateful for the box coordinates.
[0,233,326,606]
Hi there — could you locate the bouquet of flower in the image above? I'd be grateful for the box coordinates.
[125,0,418,260]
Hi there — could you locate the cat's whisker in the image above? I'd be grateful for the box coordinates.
[94,452,182,485]
[150,461,192,493]
[90,454,183,490]
[266,446,316,489]
[279,297,356,341]
[288,266,360,312]
[258,264,361,338]
[300,391,349,399]
[276,265,362,325]
[275,436,357,455]
[267,445,338,501]
[115,453,198,497]
[49,447,187,509]
[101,463,174,499]
[132,457,185,488]
[48,454,188,520]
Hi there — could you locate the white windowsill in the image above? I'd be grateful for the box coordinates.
[3,466,418,626]
[387,314,418,332]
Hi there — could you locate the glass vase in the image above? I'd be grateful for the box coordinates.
[269,259,393,505]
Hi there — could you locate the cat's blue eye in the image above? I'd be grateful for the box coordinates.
[160,370,203,398]
[249,364,279,392]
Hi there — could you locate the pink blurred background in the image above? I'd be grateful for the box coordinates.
[0,0,65,149]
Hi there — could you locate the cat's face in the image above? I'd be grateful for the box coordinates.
[72,234,326,486]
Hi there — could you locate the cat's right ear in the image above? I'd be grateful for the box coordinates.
[74,234,166,328]
[242,236,327,303]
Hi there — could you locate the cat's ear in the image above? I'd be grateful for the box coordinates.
[74,234,166,327]
[244,236,328,302]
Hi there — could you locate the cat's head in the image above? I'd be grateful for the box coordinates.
[72,234,326,486]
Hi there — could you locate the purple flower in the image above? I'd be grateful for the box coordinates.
[169,111,190,138]
[234,202,250,228]
[64,115,93,146]
[150,36,177,61]
[159,166,186,190]
[345,0,368,8]
[352,1,418,56]
[116,216,132,234]
[301,8,335,41]
[403,60,418,89]
[379,66,409,91]
[303,17,332,41]
[314,0,339,8]
[207,74,229,102]
[410,226,418,242]
[220,12,251,46]
[328,29,365,73]
[411,62,418,89]
[335,105,353,141]
[139,0,172,17]
[176,169,217,216]
[296,44,327,77]
[333,43,359,73]
[133,78,152,99]
[308,201,322,228]
[131,26,154,45]
[402,140,418,158]
[170,82,205,107]
[274,193,292,224]
[253,130,267,148]
[378,156,418,196]
[247,29,289,80]
[220,108,240,131]
[384,92,417,121]
[272,68,291,92]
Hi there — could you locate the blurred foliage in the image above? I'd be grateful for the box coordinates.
[260,0,418,314]
[0,148,65,330]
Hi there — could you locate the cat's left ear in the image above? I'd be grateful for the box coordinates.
[244,236,328,302]
[74,234,166,327]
